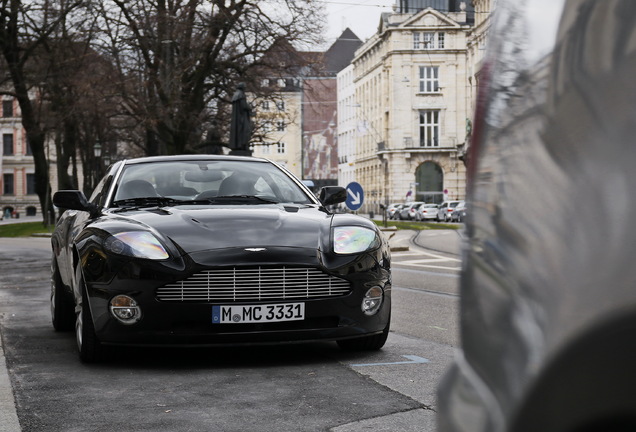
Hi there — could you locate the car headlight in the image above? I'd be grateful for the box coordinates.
[104,231,169,260]
[333,226,380,254]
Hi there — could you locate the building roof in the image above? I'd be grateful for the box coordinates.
[322,28,363,76]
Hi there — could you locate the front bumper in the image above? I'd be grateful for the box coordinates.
[82,246,391,347]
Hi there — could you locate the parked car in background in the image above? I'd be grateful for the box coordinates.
[448,201,466,223]
[386,203,403,220]
[415,203,439,221]
[51,155,391,362]
[398,202,423,220]
[437,200,462,222]
[438,1,636,431]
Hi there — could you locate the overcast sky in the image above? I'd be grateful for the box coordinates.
[323,0,395,46]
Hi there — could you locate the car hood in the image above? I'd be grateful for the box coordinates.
[101,205,331,254]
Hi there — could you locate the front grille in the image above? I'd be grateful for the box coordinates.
[156,267,351,302]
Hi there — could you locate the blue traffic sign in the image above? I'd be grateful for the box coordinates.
[345,182,364,211]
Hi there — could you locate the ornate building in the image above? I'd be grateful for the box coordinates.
[0,97,57,220]
[349,2,474,212]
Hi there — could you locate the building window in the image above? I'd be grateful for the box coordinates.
[438,32,445,49]
[25,139,32,156]
[2,100,13,118]
[423,32,434,48]
[413,32,445,49]
[419,66,440,93]
[276,101,285,111]
[261,144,271,155]
[26,173,36,195]
[3,134,13,155]
[3,174,14,195]
[276,142,286,154]
[419,110,440,147]
[261,101,270,111]
[276,120,286,131]
[261,79,270,87]
[277,79,286,87]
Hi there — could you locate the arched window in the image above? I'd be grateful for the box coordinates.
[415,161,443,204]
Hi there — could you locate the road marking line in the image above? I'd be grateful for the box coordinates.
[351,355,430,367]
[391,252,422,257]
[395,262,461,271]
[395,250,461,261]
[403,258,450,263]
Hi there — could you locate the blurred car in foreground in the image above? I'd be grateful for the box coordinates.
[438,1,636,431]
[51,155,391,362]
[415,203,439,221]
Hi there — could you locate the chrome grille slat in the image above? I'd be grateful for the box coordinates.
[156,266,351,302]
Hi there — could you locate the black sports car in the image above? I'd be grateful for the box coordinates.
[51,155,391,362]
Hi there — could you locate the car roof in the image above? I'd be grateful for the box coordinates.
[121,154,270,165]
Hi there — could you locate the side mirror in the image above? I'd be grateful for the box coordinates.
[53,190,99,217]
[319,186,347,207]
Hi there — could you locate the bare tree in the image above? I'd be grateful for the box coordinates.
[0,0,82,223]
[95,0,325,155]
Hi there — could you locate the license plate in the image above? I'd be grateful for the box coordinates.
[212,303,305,324]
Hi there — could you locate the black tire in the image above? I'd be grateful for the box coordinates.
[337,320,390,351]
[75,269,104,363]
[51,259,74,331]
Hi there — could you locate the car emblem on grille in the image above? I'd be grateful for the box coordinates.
[245,248,267,252]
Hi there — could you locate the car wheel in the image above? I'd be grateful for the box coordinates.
[75,269,104,363]
[51,259,74,332]
[337,320,390,351]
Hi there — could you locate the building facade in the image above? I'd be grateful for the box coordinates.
[0,97,58,220]
[350,5,473,213]
[251,30,362,188]
[336,64,357,189]
[252,80,304,178]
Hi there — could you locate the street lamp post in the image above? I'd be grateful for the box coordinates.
[93,143,102,189]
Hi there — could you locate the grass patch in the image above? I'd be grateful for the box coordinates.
[372,220,459,230]
[0,221,54,237]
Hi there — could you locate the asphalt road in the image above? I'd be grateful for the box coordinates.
[0,232,460,432]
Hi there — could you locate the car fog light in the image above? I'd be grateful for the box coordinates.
[110,295,142,325]
[362,286,383,316]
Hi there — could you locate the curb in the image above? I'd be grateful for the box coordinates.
[380,227,410,252]
[0,332,20,432]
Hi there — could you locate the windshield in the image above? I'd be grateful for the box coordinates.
[111,160,313,206]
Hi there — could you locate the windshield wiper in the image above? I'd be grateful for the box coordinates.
[204,195,280,204]
[112,196,210,212]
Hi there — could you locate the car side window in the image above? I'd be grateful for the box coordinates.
[265,171,311,203]
[89,174,113,208]
[89,163,121,207]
